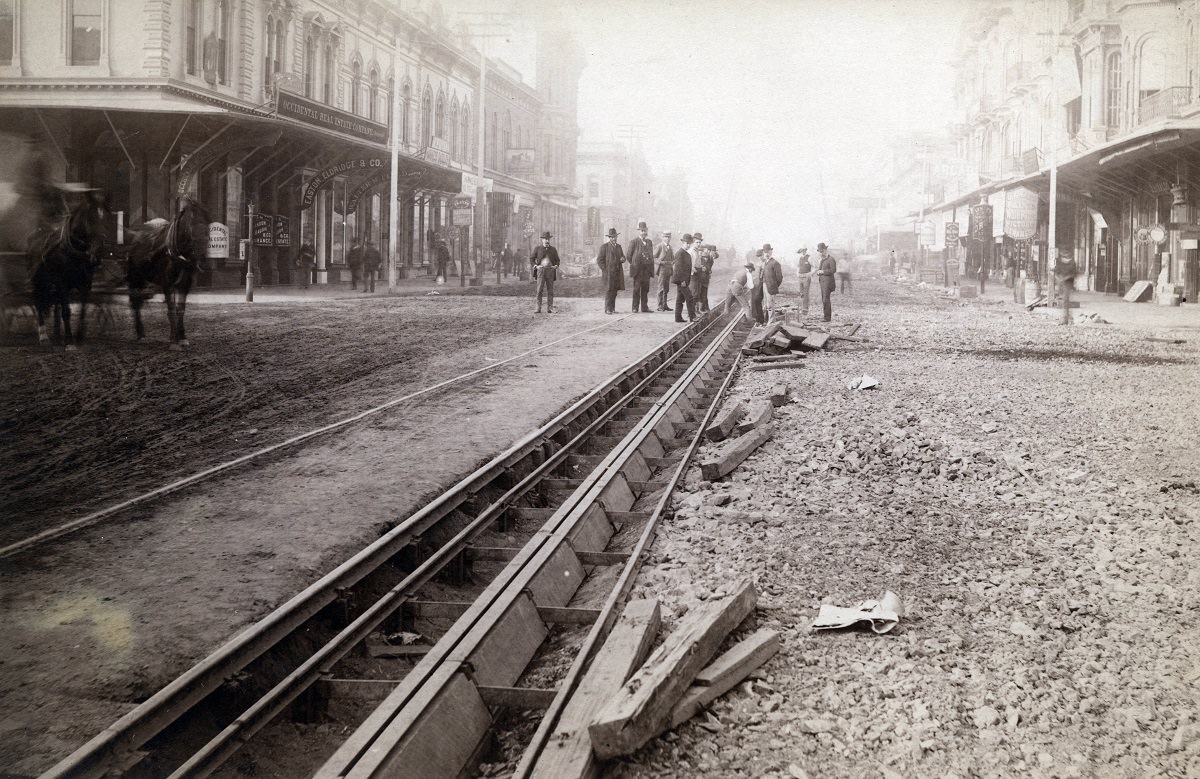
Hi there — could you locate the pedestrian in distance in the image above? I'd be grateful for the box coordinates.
[837,255,852,293]
[672,233,697,323]
[690,232,712,314]
[888,248,897,275]
[1053,253,1077,325]
[725,261,754,322]
[296,241,316,289]
[654,230,674,311]
[796,247,813,317]
[816,242,837,322]
[347,238,364,290]
[761,243,783,321]
[530,231,561,313]
[434,235,451,283]
[501,241,515,275]
[361,240,381,293]
[627,220,655,313]
[596,227,626,314]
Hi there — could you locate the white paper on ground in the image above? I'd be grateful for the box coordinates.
[811,590,903,634]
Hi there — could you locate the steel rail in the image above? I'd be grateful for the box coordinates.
[163,318,725,778]
[314,314,742,779]
[2,319,622,560]
[39,317,712,779]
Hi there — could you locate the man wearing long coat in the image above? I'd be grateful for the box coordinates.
[654,231,674,311]
[595,227,625,314]
[672,233,696,323]
[627,220,655,313]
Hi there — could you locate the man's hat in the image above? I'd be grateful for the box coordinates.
[744,261,756,270]
[605,228,619,238]
[540,231,552,239]
[637,220,648,230]
[662,230,673,237]
[755,249,763,257]
[692,231,703,241]
[797,246,808,253]
[762,243,773,252]
[817,242,828,251]
[681,233,694,243]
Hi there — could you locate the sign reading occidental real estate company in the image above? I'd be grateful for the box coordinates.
[1004,186,1039,241]
[277,92,389,146]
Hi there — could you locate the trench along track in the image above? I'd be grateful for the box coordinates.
[39,309,749,779]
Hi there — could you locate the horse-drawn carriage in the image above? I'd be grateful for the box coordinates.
[1,134,210,349]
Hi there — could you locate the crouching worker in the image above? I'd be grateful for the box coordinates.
[725,261,754,321]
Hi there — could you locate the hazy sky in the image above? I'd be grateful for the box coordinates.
[451,0,970,251]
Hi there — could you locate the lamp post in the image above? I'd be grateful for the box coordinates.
[245,201,255,302]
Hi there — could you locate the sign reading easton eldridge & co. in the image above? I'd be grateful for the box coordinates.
[277,92,389,146]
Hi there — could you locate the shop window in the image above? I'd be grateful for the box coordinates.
[0,0,14,66]
[71,0,101,66]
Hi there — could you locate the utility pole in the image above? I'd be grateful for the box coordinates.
[616,124,646,235]
[459,13,511,284]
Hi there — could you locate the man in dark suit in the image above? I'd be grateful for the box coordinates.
[672,233,696,323]
[627,220,655,313]
[654,230,674,311]
[529,231,561,313]
[595,227,625,314]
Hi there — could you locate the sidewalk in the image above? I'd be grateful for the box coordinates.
[926,277,1200,332]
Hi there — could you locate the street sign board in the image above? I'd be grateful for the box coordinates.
[522,221,535,237]
[849,196,885,209]
[944,222,959,243]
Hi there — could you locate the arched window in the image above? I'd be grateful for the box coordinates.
[421,87,432,146]
[503,110,512,153]
[186,0,201,75]
[386,76,394,127]
[1186,22,1196,103]
[351,60,361,115]
[304,30,318,98]
[449,100,459,159]
[369,69,379,122]
[264,15,286,90]
[1106,51,1122,127]
[435,93,445,139]
[323,40,336,104]
[461,107,471,161]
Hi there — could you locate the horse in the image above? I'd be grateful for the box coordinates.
[126,199,210,348]
[25,187,111,349]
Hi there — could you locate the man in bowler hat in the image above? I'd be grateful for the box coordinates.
[816,242,837,322]
[672,233,697,322]
[530,231,561,313]
[627,220,655,312]
[654,230,675,311]
[596,227,626,314]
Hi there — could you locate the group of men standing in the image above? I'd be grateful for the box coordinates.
[592,221,717,322]
[726,242,838,324]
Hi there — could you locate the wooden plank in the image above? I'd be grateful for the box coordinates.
[745,360,805,372]
[750,353,805,363]
[769,383,789,407]
[797,331,829,350]
[528,599,661,779]
[734,400,773,436]
[537,606,602,625]
[699,425,773,481]
[477,685,558,710]
[576,551,629,566]
[587,580,758,760]
[768,333,792,350]
[669,628,781,729]
[704,400,744,442]
[778,323,810,343]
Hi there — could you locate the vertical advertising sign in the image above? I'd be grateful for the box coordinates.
[252,213,274,246]
[274,215,291,247]
[969,205,993,244]
[1003,187,1039,240]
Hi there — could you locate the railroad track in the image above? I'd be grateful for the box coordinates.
[38,307,748,779]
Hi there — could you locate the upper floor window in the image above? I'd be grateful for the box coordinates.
[386,76,393,128]
[303,33,317,97]
[322,41,335,103]
[401,81,411,145]
[449,101,459,159]
[460,107,470,161]
[369,69,379,122]
[186,0,200,75]
[0,0,14,66]
[71,0,102,66]
[215,0,230,84]
[1105,51,1122,127]
[351,60,361,114]
[421,88,432,146]
[435,94,444,139]
[264,15,284,90]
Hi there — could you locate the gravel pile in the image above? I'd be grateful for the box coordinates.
[615,282,1199,778]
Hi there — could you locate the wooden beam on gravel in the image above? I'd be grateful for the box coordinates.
[704,400,744,442]
[734,400,774,436]
[699,425,773,481]
[745,360,805,372]
[528,599,661,779]
[587,579,758,760]
[750,353,805,363]
[769,384,789,407]
[796,331,829,350]
[477,685,558,710]
[668,628,781,729]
